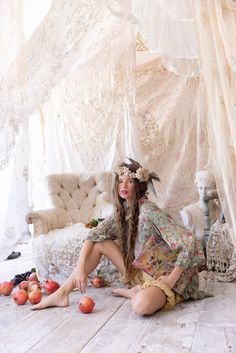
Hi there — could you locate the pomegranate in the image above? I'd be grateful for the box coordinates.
[28,290,42,304]
[44,280,60,295]
[78,296,95,314]
[28,281,41,292]
[0,281,14,296]
[28,272,38,282]
[18,280,29,292]
[12,289,28,305]
[92,276,104,288]
[30,284,41,292]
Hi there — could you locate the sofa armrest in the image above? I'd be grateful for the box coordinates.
[25,208,73,237]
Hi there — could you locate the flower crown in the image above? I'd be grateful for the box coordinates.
[114,158,160,186]
[114,165,150,182]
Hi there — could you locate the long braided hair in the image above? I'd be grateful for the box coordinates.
[113,161,148,275]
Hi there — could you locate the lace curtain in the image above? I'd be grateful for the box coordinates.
[0,0,137,259]
[0,0,128,169]
[107,0,200,76]
[0,0,236,260]
[193,0,236,248]
[135,57,209,220]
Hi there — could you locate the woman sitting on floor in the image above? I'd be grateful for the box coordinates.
[32,158,209,315]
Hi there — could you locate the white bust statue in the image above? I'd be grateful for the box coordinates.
[180,170,222,243]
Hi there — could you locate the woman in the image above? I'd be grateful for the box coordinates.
[32,158,208,314]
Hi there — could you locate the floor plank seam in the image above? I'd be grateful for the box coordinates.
[79,298,127,353]
[127,317,155,353]
[24,317,70,353]
[0,309,39,338]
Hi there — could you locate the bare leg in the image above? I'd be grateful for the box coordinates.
[113,285,167,315]
[112,285,141,298]
[132,287,167,315]
[32,240,125,310]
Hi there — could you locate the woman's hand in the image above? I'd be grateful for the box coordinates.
[158,266,184,289]
[74,267,88,293]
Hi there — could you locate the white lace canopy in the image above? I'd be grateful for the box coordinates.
[0,0,235,260]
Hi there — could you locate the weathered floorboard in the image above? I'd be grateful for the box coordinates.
[1,244,236,353]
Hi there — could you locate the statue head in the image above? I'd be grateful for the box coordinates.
[194,170,217,198]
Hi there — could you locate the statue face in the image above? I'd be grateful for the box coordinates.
[196,179,216,198]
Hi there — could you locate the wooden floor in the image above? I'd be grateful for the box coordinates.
[0,243,236,353]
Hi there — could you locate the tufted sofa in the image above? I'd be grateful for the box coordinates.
[26,173,119,284]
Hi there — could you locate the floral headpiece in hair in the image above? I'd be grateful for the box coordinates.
[114,158,160,195]
[114,165,150,182]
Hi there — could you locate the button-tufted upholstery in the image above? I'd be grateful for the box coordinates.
[46,172,113,225]
[25,172,118,284]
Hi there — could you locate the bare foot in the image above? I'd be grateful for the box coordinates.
[112,285,141,299]
[31,288,69,310]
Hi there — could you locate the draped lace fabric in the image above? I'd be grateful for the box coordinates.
[207,221,234,273]
[193,0,236,249]
[0,0,137,256]
[0,0,236,263]
[0,0,135,169]
[0,122,31,260]
[42,18,136,173]
[32,223,120,285]
[200,220,236,282]
[135,58,209,220]
[108,0,200,76]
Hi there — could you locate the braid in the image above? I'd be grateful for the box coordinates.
[114,200,127,258]
[114,183,140,275]
[113,161,149,277]
[125,198,139,274]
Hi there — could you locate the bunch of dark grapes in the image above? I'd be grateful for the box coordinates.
[12,270,34,286]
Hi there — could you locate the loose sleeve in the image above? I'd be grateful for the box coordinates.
[86,215,117,242]
[143,206,205,268]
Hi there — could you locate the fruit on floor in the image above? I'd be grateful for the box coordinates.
[12,289,28,305]
[30,284,41,292]
[92,276,104,288]
[28,272,39,282]
[44,280,60,295]
[0,281,14,296]
[18,280,29,292]
[78,296,95,313]
[28,281,41,292]
[28,290,42,304]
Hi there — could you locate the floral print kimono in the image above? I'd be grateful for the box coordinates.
[87,197,210,309]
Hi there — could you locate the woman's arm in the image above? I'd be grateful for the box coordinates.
[158,266,184,289]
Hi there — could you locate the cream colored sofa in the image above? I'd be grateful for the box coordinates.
[26,173,119,284]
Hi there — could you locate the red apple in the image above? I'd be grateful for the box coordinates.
[92,276,104,288]
[12,289,28,305]
[78,296,95,314]
[0,281,14,296]
[28,272,38,282]
[18,280,29,292]
[28,290,42,304]
[44,280,60,295]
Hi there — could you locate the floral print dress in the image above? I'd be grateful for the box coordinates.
[87,197,208,300]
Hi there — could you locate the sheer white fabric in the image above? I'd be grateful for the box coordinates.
[135,57,209,220]
[108,0,200,76]
[33,223,119,284]
[0,0,236,265]
[193,0,236,248]
[0,0,137,258]
[1,0,132,169]
[0,122,30,260]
